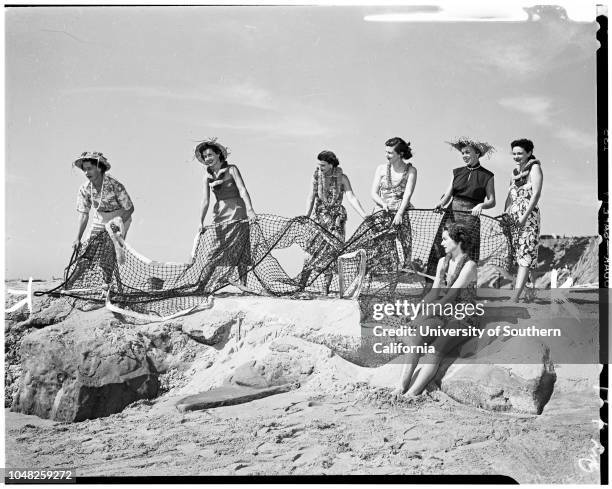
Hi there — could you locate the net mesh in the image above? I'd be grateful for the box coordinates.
[38,209,518,318]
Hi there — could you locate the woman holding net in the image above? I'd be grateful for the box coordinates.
[367,137,417,295]
[300,150,368,295]
[195,138,257,292]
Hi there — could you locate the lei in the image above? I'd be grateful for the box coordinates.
[314,167,342,206]
[512,158,540,187]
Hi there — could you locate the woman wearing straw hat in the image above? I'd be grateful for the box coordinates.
[195,138,256,291]
[73,151,134,248]
[425,138,496,274]
[69,151,134,288]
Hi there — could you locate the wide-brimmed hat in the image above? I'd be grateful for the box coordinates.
[446,138,495,157]
[195,137,229,164]
[74,151,111,171]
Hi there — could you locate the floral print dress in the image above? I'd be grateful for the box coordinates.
[507,165,541,269]
[305,168,347,271]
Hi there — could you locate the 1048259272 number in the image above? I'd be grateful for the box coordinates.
[4,469,75,483]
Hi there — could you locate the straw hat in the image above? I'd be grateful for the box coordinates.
[446,138,495,157]
[195,137,229,164]
[74,151,111,171]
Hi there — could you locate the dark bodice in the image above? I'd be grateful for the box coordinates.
[451,165,494,204]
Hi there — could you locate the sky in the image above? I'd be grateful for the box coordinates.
[5,5,600,278]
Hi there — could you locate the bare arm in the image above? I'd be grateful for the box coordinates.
[120,207,134,224]
[503,178,513,212]
[229,165,256,218]
[73,212,89,248]
[370,165,388,211]
[199,180,210,231]
[520,164,543,223]
[437,260,477,305]
[435,176,454,209]
[422,259,444,303]
[472,176,496,216]
[393,166,417,225]
[305,175,316,218]
[342,174,368,219]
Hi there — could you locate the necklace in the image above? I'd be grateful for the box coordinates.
[316,167,340,205]
[90,175,105,210]
[385,161,409,190]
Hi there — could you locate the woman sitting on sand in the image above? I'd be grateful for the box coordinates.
[503,138,543,302]
[395,223,478,396]
[196,138,257,290]
[300,150,368,294]
[368,137,417,294]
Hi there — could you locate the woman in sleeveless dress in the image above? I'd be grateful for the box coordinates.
[301,150,368,294]
[195,138,256,291]
[425,138,496,276]
[504,139,543,302]
[395,223,478,396]
[368,137,417,287]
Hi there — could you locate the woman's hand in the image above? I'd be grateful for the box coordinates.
[392,211,404,226]
[198,224,205,234]
[471,203,483,216]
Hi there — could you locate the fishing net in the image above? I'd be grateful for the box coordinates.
[37,209,518,320]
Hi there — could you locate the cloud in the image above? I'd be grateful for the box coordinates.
[472,21,595,81]
[498,96,556,125]
[556,127,595,149]
[498,95,594,150]
[62,81,275,110]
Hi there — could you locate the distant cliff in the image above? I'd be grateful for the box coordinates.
[478,236,600,288]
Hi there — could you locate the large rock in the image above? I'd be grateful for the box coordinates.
[11,309,159,422]
[439,338,556,414]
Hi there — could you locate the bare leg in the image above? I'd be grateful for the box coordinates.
[396,354,421,394]
[323,272,333,295]
[299,259,313,290]
[237,263,248,287]
[407,323,466,395]
[512,265,530,302]
[406,357,442,396]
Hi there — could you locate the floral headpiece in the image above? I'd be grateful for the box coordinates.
[195,137,230,164]
[446,138,495,158]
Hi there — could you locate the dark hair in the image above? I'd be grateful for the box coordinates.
[444,223,472,253]
[80,158,107,175]
[385,137,413,160]
[317,150,340,167]
[200,143,227,163]
[511,139,535,160]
